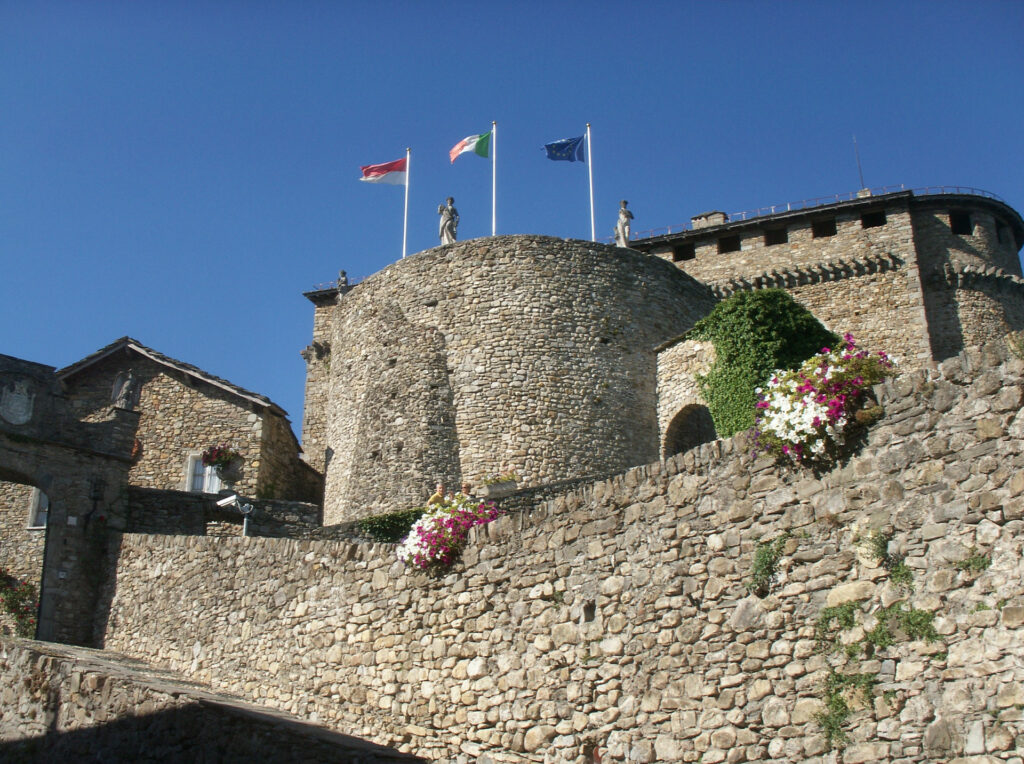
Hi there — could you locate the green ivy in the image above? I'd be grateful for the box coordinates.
[355,507,425,543]
[815,668,876,749]
[689,289,837,437]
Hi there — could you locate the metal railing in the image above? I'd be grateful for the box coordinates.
[626,185,1007,242]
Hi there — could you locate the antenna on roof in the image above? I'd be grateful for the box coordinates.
[853,134,866,190]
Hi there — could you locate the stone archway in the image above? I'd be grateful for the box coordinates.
[663,404,717,459]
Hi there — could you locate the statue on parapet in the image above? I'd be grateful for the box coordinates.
[614,200,634,248]
[438,197,459,245]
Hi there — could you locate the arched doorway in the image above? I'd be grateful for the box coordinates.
[663,404,717,459]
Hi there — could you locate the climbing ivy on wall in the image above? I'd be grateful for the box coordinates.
[689,289,837,438]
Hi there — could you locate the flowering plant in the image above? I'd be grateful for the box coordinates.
[0,570,38,637]
[397,493,502,570]
[752,335,895,466]
[482,470,520,486]
[201,443,240,469]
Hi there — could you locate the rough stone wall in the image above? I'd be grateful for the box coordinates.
[0,639,425,763]
[259,409,323,502]
[655,339,715,452]
[653,205,918,287]
[0,482,44,584]
[101,340,1024,763]
[787,268,932,367]
[0,482,44,637]
[301,294,337,474]
[911,206,1024,361]
[321,235,716,524]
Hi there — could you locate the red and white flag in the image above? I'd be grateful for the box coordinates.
[359,157,407,185]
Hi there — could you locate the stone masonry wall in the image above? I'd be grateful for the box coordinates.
[0,639,425,763]
[101,340,1024,763]
[259,409,323,502]
[655,339,715,451]
[321,235,717,524]
[0,482,44,584]
[301,294,337,474]
[0,482,44,637]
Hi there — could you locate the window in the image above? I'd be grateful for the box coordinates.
[672,243,695,262]
[28,489,48,529]
[718,235,741,254]
[187,455,221,494]
[861,211,887,229]
[812,218,837,238]
[950,211,972,235]
[764,228,788,246]
[997,223,1010,245]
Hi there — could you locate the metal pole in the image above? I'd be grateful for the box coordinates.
[491,121,497,236]
[586,123,595,242]
[402,147,410,258]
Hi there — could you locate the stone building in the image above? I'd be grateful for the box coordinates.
[303,235,717,524]
[0,338,322,639]
[303,189,1024,519]
[56,337,321,503]
[638,188,1024,458]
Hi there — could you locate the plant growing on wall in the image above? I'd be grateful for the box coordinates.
[752,335,895,466]
[356,507,426,542]
[0,570,38,637]
[397,493,502,570]
[689,289,838,437]
[482,471,520,486]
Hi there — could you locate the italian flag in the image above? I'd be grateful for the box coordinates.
[359,157,408,185]
[449,131,491,163]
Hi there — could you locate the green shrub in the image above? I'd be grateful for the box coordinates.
[355,507,426,542]
[0,571,38,637]
[690,289,837,437]
[746,533,790,597]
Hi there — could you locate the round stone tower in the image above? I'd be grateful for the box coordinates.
[318,235,716,524]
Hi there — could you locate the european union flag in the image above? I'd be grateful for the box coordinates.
[544,135,586,162]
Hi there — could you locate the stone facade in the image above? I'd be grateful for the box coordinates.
[98,339,1024,763]
[0,639,425,763]
[635,191,1024,371]
[306,235,716,525]
[57,337,321,502]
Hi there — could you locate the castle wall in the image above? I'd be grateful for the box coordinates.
[319,235,716,524]
[0,640,425,763]
[301,294,337,474]
[100,341,1024,763]
[655,338,715,455]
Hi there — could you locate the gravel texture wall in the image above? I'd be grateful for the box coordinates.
[319,235,716,524]
[101,340,1024,763]
[0,639,425,763]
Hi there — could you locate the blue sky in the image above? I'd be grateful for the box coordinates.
[3,1,1022,441]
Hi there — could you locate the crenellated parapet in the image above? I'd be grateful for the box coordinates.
[707,250,904,298]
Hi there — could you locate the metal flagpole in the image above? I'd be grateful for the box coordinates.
[491,121,497,236]
[586,123,595,242]
[402,147,410,258]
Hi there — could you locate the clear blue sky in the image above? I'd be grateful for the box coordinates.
[3,1,1022,441]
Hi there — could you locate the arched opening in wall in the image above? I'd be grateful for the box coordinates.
[663,404,717,459]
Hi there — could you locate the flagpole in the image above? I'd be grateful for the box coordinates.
[586,123,595,242]
[491,121,497,236]
[402,147,410,259]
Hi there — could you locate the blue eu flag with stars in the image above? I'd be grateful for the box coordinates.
[544,135,586,162]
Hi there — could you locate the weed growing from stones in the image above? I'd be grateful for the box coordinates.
[953,550,991,574]
[746,532,790,597]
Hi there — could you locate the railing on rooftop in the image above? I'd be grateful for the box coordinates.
[625,185,1007,242]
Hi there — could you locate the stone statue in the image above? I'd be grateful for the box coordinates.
[112,368,140,410]
[615,200,634,248]
[438,197,459,245]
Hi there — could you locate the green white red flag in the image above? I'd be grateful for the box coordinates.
[449,131,492,163]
